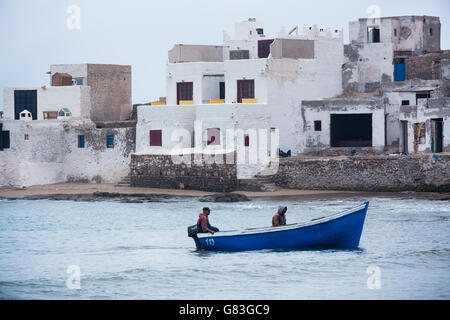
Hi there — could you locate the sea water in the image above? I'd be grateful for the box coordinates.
[0,197,449,299]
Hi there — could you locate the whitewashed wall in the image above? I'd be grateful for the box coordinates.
[349,16,440,54]
[166,62,224,105]
[63,125,135,183]
[399,99,450,153]
[0,121,66,187]
[0,120,134,187]
[265,36,344,154]
[136,105,196,154]
[384,91,417,148]
[302,99,386,153]
[3,86,91,120]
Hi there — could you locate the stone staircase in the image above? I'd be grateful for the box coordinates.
[238,175,280,192]
[115,173,131,187]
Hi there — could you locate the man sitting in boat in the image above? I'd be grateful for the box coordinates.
[197,207,219,234]
[272,206,287,227]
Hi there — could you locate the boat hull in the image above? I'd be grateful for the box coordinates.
[196,202,369,251]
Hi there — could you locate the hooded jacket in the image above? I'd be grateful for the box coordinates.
[272,206,287,226]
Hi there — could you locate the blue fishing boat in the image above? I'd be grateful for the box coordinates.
[188,202,369,251]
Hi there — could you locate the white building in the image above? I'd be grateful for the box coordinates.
[3,64,132,122]
[137,19,344,178]
[344,16,441,93]
[0,64,135,187]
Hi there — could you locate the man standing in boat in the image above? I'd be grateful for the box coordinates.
[272,206,287,226]
[197,207,219,234]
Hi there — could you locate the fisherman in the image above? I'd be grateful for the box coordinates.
[272,206,287,226]
[197,207,219,234]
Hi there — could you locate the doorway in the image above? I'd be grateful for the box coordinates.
[14,90,37,120]
[401,120,408,154]
[394,58,405,81]
[432,118,443,153]
[330,114,372,147]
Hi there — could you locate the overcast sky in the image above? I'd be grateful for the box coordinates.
[1,0,449,110]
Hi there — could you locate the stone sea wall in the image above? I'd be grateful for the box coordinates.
[130,153,450,193]
[130,153,237,192]
[272,155,450,192]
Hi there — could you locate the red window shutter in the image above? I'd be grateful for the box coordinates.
[177,82,193,104]
[207,128,220,145]
[237,80,255,103]
[258,39,274,58]
[150,130,162,146]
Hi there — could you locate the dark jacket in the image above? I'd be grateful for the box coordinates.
[272,206,287,226]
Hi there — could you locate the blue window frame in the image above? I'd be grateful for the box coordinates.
[107,134,114,148]
[78,135,85,148]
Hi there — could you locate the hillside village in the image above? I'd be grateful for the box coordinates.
[1,15,449,192]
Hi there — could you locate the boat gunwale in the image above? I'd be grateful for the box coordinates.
[197,202,368,239]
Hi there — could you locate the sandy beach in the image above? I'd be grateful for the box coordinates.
[0,183,449,201]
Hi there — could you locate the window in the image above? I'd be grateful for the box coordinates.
[0,126,10,150]
[106,134,114,148]
[237,79,255,103]
[177,82,193,105]
[78,135,85,148]
[394,29,397,37]
[219,82,225,100]
[230,50,250,60]
[256,28,264,35]
[416,92,431,104]
[258,39,274,58]
[207,128,220,146]
[367,27,380,43]
[430,28,433,36]
[73,77,83,85]
[24,134,29,141]
[314,120,322,132]
[401,100,410,106]
[43,111,58,120]
[244,134,250,147]
[150,130,162,147]
[58,108,71,118]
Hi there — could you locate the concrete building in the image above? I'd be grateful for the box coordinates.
[137,19,344,178]
[0,64,135,187]
[2,64,132,122]
[344,16,442,94]
[398,97,450,154]
[301,98,386,154]
[338,15,450,155]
